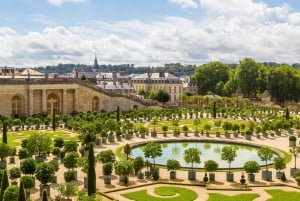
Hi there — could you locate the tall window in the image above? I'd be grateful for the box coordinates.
[47,93,59,116]
[12,96,23,117]
[92,96,99,112]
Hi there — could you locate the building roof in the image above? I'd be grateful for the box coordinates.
[131,72,179,80]
[20,68,44,76]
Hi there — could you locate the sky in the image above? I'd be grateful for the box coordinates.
[1,0,300,67]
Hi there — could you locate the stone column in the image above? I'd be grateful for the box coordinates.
[62,89,67,114]
[28,89,33,116]
[74,88,78,111]
[42,89,47,112]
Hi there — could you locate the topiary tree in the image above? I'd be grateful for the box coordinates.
[35,163,55,185]
[123,144,131,160]
[9,167,21,182]
[17,180,26,201]
[142,142,162,168]
[63,140,78,153]
[221,146,237,173]
[290,146,300,169]
[0,143,11,161]
[133,156,145,175]
[3,185,18,201]
[97,150,115,163]
[63,152,79,170]
[114,159,134,185]
[26,132,52,157]
[184,148,201,171]
[20,158,36,176]
[87,143,96,196]
[2,121,7,144]
[166,159,181,180]
[53,137,64,148]
[257,147,274,172]
[21,176,35,194]
[0,170,9,201]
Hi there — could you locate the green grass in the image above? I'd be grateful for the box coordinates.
[207,193,259,201]
[115,145,126,160]
[265,189,300,201]
[0,130,78,147]
[122,186,198,201]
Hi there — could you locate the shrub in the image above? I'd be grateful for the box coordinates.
[18,148,29,159]
[20,158,36,175]
[9,167,21,181]
[102,162,113,176]
[53,137,64,148]
[289,136,297,141]
[21,176,35,189]
[64,170,77,182]
[52,147,61,158]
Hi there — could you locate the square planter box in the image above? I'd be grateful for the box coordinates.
[233,133,238,138]
[104,175,111,185]
[290,168,300,177]
[225,133,230,138]
[276,171,283,179]
[35,156,45,163]
[151,132,157,138]
[289,141,296,147]
[194,131,199,137]
[209,173,215,182]
[216,132,221,137]
[248,174,255,182]
[170,171,177,180]
[262,170,272,181]
[137,172,144,179]
[140,133,145,139]
[245,134,252,140]
[145,170,152,178]
[184,132,188,137]
[173,131,179,137]
[226,172,234,182]
[188,170,196,180]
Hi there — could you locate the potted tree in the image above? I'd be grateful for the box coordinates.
[166,159,181,180]
[162,125,168,137]
[245,129,252,141]
[172,118,179,137]
[133,156,145,179]
[63,151,79,182]
[150,118,158,137]
[221,146,237,182]
[57,182,78,201]
[289,136,297,147]
[182,125,189,137]
[8,167,21,185]
[203,124,211,137]
[222,121,232,138]
[243,160,260,182]
[214,120,221,137]
[274,156,286,179]
[204,160,218,182]
[21,175,35,198]
[115,159,134,185]
[35,162,55,197]
[102,162,113,185]
[0,143,11,169]
[184,148,201,180]
[193,118,200,136]
[26,132,52,163]
[258,147,274,181]
[20,158,36,177]
[290,146,300,177]
[142,142,162,180]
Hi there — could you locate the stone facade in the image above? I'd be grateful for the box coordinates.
[0,79,158,118]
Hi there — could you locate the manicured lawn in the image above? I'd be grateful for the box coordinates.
[265,189,300,201]
[0,130,78,147]
[207,193,259,201]
[122,186,198,201]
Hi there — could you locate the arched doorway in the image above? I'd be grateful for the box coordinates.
[47,93,59,116]
[12,95,24,117]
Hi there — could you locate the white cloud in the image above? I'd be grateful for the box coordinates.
[168,0,198,8]
[48,0,87,6]
[2,0,300,67]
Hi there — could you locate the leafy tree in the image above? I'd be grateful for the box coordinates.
[9,167,21,181]
[184,148,201,170]
[192,61,231,95]
[63,140,78,152]
[123,144,131,160]
[87,143,96,196]
[204,160,219,173]
[114,159,134,185]
[35,163,55,185]
[0,170,9,201]
[235,58,266,98]
[257,147,274,171]
[221,146,237,173]
[26,132,52,156]
[3,185,18,201]
[20,176,35,192]
[20,158,36,176]
[63,152,79,170]
[142,142,162,168]
[133,156,145,175]
[166,159,181,171]
[243,160,260,175]
[149,89,170,103]
[273,157,286,172]
[290,146,300,169]
[97,150,115,163]
[0,143,11,161]
[268,65,300,107]
[53,137,64,148]
[17,180,26,201]
[79,123,96,146]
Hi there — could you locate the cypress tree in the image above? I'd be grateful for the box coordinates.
[116,106,120,122]
[42,189,48,201]
[0,170,9,201]
[285,108,289,120]
[87,142,96,195]
[212,102,217,119]
[52,108,56,131]
[18,180,26,201]
[2,121,7,144]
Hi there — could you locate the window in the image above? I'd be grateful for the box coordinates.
[92,96,99,112]
[47,93,59,116]
[12,96,23,116]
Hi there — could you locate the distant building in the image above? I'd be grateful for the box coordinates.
[130,72,183,102]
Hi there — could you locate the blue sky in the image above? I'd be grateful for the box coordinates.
[1,0,300,67]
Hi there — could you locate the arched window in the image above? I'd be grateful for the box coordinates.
[92,96,99,112]
[12,96,23,117]
[47,93,59,116]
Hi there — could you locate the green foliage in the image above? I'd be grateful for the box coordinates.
[114,159,134,184]
[243,160,260,174]
[257,147,274,171]
[102,162,113,176]
[204,160,219,172]
[221,146,237,173]
[20,176,35,189]
[97,150,115,163]
[148,89,170,103]
[26,132,52,156]
[0,143,11,161]
[35,163,55,185]
[273,157,286,171]
[20,158,36,175]
[57,183,78,199]
[63,151,79,169]
[0,170,9,201]
[87,143,96,196]
[17,180,26,201]
[122,186,198,201]
[63,170,77,182]
[63,140,78,152]
[123,144,131,160]
[166,159,181,171]
[53,137,64,148]
[290,146,300,169]
[184,148,201,170]
[142,142,162,167]
[9,167,21,181]
[3,185,19,201]
[42,189,48,201]
[2,121,7,144]
[133,156,145,174]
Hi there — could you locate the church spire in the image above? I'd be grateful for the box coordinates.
[94,54,99,69]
